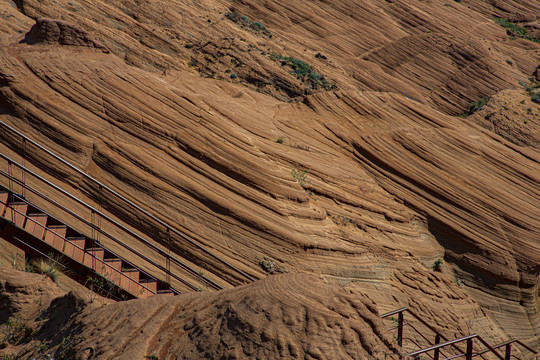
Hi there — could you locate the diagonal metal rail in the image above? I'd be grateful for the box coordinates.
[0,154,220,291]
[381,307,539,360]
[0,120,256,284]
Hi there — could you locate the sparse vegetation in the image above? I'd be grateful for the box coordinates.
[38,342,51,353]
[460,97,489,117]
[432,259,443,271]
[269,53,338,91]
[525,82,540,104]
[145,355,159,360]
[225,12,272,38]
[2,316,30,346]
[57,335,85,359]
[276,136,285,144]
[86,274,124,301]
[29,255,64,283]
[494,18,538,43]
[8,252,27,271]
[291,166,310,189]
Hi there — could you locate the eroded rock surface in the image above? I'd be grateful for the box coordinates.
[0,0,539,357]
[22,18,108,51]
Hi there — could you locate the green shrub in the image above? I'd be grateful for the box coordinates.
[494,18,538,42]
[461,97,489,117]
[432,259,443,271]
[269,53,338,91]
[291,166,310,189]
[225,12,272,37]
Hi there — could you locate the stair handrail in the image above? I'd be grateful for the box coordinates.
[0,156,217,291]
[1,192,173,296]
[0,120,255,283]
[408,334,505,360]
[381,307,465,357]
[10,234,123,302]
[382,307,539,360]
[476,339,539,360]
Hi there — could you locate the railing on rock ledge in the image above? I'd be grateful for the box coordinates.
[381,307,538,360]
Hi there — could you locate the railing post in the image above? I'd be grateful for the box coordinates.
[7,159,13,193]
[433,334,441,360]
[21,137,26,198]
[466,338,473,360]
[505,343,511,360]
[397,311,404,347]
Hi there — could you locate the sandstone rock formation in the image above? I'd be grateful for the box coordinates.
[0,267,401,359]
[0,0,539,358]
[22,18,108,51]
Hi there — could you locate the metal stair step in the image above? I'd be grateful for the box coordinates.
[120,269,141,296]
[64,236,86,263]
[44,224,67,251]
[139,278,157,298]
[24,213,48,240]
[83,247,105,270]
[7,202,29,227]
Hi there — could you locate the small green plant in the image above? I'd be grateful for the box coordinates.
[461,97,489,117]
[225,12,272,37]
[494,18,538,43]
[432,259,443,271]
[454,278,464,286]
[145,355,159,360]
[86,275,122,301]
[57,335,85,359]
[269,53,338,91]
[2,316,29,345]
[291,166,310,189]
[8,252,27,271]
[276,136,285,144]
[38,342,51,353]
[29,255,63,283]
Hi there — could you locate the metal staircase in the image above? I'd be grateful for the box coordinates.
[0,121,256,299]
[0,186,176,299]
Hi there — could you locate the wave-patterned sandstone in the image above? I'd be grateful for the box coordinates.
[0,0,539,357]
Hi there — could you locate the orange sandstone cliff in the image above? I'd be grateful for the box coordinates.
[0,0,539,358]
